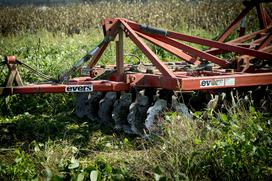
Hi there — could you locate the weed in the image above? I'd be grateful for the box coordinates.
[0,1,271,180]
[0,149,37,180]
[147,106,272,180]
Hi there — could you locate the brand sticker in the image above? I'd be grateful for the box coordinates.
[65,85,93,92]
[200,78,235,88]
[225,78,235,86]
[200,79,224,87]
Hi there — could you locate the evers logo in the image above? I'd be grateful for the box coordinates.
[200,79,224,87]
[65,85,93,92]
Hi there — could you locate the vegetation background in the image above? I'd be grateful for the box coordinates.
[0,0,271,180]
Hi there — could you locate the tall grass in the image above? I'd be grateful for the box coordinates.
[0,0,272,180]
[147,106,272,180]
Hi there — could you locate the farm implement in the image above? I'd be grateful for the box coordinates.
[0,0,272,135]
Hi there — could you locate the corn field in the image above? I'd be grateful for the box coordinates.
[0,0,247,35]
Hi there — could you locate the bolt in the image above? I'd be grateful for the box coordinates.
[129,75,136,83]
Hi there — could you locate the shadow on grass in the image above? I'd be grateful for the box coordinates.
[0,111,119,149]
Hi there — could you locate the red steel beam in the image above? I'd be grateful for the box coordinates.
[264,7,272,25]
[166,31,272,60]
[3,71,272,94]
[256,4,269,28]
[257,33,272,50]
[126,73,179,90]
[116,30,124,80]
[120,19,176,78]
[136,31,200,65]
[227,28,269,44]
[206,33,269,55]
[142,33,230,67]
[181,72,272,91]
[126,72,272,91]
[88,40,110,68]
[1,80,130,95]
[261,45,272,53]
[126,20,272,61]
[217,5,253,42]
[87,18,121,68]
[215,0,272,42]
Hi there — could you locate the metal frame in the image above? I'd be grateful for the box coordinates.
[0,0,271,95]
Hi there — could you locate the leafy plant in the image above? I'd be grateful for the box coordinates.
[147,106,272,180]
[0,1,271,180]
[0,149,37,180]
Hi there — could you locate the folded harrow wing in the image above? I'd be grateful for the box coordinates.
[1,0,272,135]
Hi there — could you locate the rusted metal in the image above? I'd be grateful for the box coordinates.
[116,29,124,81]
[136,32,199,65]
[256,4,269,29]
[120,19,176,78]
[87,41,110,69]
[217,4,253,42]
[6,56,17,64]
[4,56,23,87]
[0,80,130,95]
[142,32,230,67]
[167,31,272,61]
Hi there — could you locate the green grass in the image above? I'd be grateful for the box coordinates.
[149,108,272,180]
[0,105,150,180]
[1,30,271,180]
[0,1,272,180]
[1,103,271,180]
